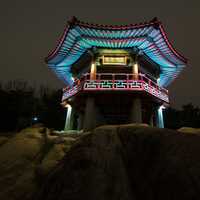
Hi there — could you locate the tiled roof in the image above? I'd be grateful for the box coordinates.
[45,17,187,87]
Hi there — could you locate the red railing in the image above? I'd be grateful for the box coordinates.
[62,73,169,103]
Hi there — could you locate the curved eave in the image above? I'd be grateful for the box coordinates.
[45,17,187,87]
[48,64,73,86]
[159,24,187,63]
[45,25,70,63]
[45,19,158,63]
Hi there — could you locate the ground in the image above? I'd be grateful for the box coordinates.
[0,124,200,200]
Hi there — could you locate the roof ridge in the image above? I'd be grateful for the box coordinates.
[45,17,187,66]
[68,16,161,30]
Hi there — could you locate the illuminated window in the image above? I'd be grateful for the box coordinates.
[103,56,127,65]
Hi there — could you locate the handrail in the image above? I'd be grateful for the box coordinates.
[62,73,169,103]
[63,73,168,94]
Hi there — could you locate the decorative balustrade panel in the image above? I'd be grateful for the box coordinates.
[84,80,143,90]
[62,74,169,103]
[142,82,169,102]
[62,84,82,101]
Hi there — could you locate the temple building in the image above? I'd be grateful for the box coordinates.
[45,17,187,131]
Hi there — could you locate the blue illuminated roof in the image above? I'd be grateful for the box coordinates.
[45,17,187,87]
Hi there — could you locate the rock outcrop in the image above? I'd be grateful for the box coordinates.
[0,126,79,200]
[1,124,200,200]
[36,124,200,200]
[178,127,200,134]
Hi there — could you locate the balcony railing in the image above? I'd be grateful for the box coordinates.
[62,73,169,103]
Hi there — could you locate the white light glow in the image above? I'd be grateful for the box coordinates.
[133,63,139,74]
[157,77,160,85]
[64,104,72,130]
[65,103,72,109]
[33,117,38,121]
[159,105,165,110]
[90,62,96,80]
[158,105,165,128]
[103,56,126,65]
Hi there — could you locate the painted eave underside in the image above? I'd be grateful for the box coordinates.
[45,17,187,87]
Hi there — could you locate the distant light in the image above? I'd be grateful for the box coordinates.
[71,77,74,81]
[33,117,38,121]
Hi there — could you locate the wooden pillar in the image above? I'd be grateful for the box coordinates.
[77,112,84,130]
[130,58,142,123]
[149,112,154,126]
[83,97,96,131]
[130,97,142,123]
[147,106,154,126]
[132,61,139,80]
[82,58,97,131]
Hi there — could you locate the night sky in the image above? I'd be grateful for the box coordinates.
[1,0,199,108]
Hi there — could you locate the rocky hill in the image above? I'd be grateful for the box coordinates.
[0,126,79,200]
[1,124,200,200]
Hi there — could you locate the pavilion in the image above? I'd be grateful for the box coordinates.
[45,17,187,131]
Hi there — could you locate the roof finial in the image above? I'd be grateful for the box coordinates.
[151,17,158,22]
[68,16,78,26]
[151,17,160,29]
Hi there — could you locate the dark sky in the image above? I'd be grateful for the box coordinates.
[1,0,199,108]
